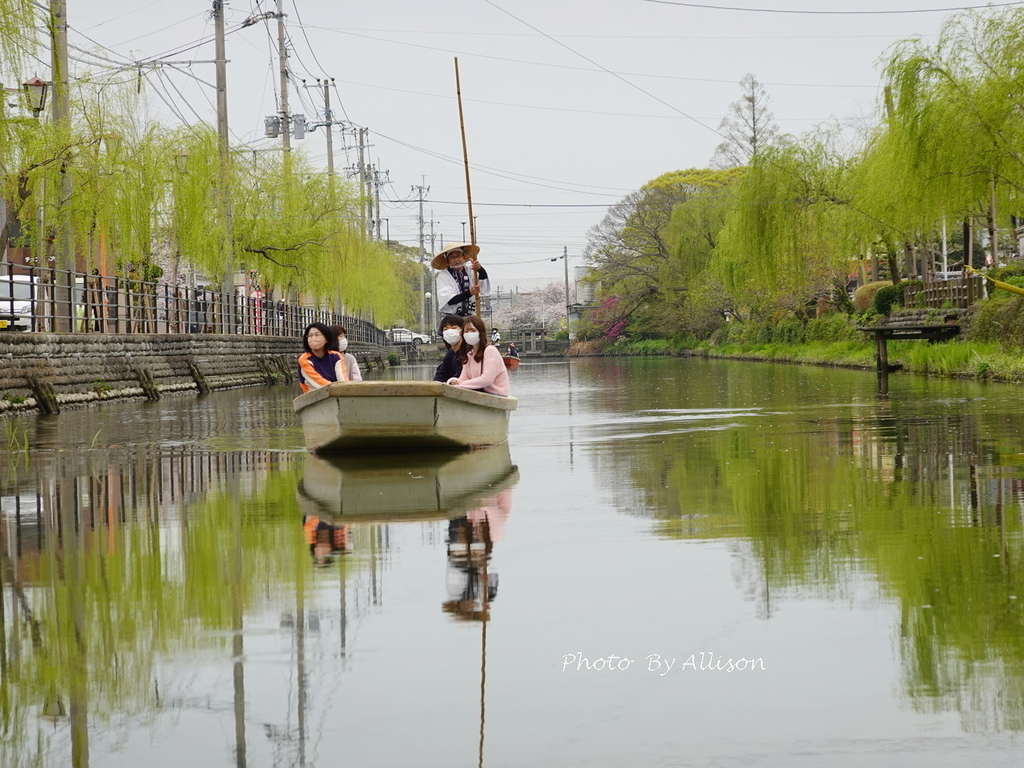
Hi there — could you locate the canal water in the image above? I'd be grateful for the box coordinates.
[3,357,1024,767]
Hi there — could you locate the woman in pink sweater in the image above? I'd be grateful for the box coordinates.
[446,316,510,396]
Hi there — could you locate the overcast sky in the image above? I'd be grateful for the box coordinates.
[42,0,977,291]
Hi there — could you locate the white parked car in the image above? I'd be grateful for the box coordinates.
[0,275,39,331]
[388,327,431,345]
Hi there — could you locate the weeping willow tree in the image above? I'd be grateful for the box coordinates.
[708,7,1024,321]
[0,0,36,69]
[855,8,1024,267]
[0,107,77,259]
[713,127,862,319]
[659,170,744,334]
[71,83,174,276]
[0,0,50,257]
[1,64,409,322]
[231,150,407,320]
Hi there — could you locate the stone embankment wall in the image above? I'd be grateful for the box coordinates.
[0,333,389,416]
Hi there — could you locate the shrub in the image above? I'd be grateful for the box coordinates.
[966,293,1024,349]
[805,314,857,343]
[853,280,892,313]
[991,263,1024,281]
[873,284,904,315]
[773,317,806,345]
[568,339,608,356]
[623,338,672,355]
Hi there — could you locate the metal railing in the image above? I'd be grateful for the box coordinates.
[0,263,388,345]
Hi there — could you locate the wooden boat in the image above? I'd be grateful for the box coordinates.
[502,355,520,371]
[296,442,519,523]
[293,381,517,454]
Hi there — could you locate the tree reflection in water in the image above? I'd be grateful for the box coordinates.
[590,367,1024,733]
[0,449,382,767]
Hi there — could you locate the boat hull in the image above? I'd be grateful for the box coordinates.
[297,443,519,523]
[293,381,517,454]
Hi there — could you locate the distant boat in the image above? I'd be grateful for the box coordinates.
[296,442,519,523]
[293,381,517,454]
[501,355,520,371]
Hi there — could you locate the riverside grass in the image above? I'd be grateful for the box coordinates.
[607,330,1024,384]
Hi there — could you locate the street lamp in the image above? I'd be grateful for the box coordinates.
[23,77,48,117]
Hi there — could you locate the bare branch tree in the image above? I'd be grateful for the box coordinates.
[712,74,781,169]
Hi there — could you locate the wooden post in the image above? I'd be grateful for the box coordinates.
[875,332,888,374]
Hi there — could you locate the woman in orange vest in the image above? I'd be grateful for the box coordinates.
[297,322,349,393]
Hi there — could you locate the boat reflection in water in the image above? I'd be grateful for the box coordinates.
[295,440,518,766]
[296,442,518,524]
[296,438,517,618]
[297,441,518,570]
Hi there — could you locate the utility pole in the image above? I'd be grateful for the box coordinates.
[414,181,429,333]
[371,166,387,239]
[357,128,369,236]
[276,0,290,153]
[322,80,335,177]
[368,165,380,238]
[563,245,570,323]
[214,0,235,332]
[50,0,74,332]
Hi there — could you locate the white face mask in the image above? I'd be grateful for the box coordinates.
[336,338,348,352]
[463,331,481,347]
[442,328,462,345]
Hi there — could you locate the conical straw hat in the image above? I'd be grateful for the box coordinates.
[431,242,480,270]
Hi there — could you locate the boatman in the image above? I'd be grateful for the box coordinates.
[433,243,490,318]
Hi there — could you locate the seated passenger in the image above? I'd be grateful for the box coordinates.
[329,324,363,381]
[446,316,510,397]
[297,322,348,393]
[433,314,465,383]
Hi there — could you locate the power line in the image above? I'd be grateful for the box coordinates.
[330,76,839,120]
[304,24,875,89]
[289,0,332,77]
[329,81,352,123]
[480,0,724,145]
[641,0,1024,14]
[82,0,169,32]
[298,26,930,40]
[106,12,207,49]
[132,19,248,65]
[372,129,632,196]
[148,68,204,125]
